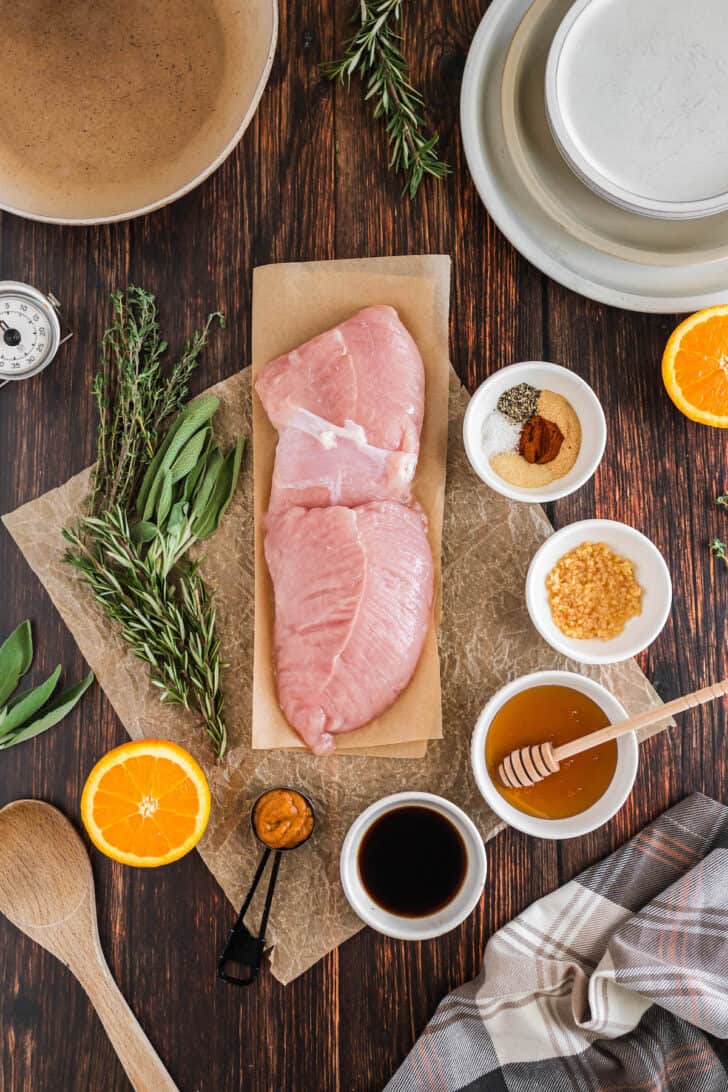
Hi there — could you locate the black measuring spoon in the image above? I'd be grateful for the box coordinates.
[217,786,316,986]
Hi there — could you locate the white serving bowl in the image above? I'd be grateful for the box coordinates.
[526,519,672,665]
[0,0,277,225]
[471,670,638,839]
[340,792,487,941]
[545,0,728,221]
[463,361,606,503]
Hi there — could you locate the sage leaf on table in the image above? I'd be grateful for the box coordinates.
[0,621,94,751]
[0,673,95,750]
[0,620,33,706]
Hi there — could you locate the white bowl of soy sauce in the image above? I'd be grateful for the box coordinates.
[340,792,487,941]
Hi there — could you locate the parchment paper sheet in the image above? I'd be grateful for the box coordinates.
[3,256,669,984]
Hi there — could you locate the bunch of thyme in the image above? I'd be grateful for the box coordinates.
[324,0,450,197]
[92,286,223,514]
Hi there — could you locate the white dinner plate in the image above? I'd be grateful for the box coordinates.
[460,0,728,312]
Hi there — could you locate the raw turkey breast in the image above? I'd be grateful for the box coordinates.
[256,305,425,509]
[267,409,416,511]
[264,502,434,756]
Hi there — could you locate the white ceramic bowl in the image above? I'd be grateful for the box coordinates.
[526,519,672,665]
[545,0,728,221]
[340,792,487,941]
[463,361,606,503]
[471,670,638,839]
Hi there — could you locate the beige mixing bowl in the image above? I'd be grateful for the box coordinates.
[0,0,278,225]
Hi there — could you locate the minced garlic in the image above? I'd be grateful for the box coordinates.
[546,541,642,640]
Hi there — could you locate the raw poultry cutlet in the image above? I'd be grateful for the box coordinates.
[256,305,425,510]
[264,502,434,755]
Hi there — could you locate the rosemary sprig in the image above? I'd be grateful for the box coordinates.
[64,508,228,756]
[324,0,450,197]
[715,493,728,508]
[92,286,224,515]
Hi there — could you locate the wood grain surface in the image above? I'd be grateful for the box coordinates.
[0,1,726,1089]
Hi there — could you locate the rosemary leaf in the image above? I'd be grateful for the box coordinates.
[710,538,727,566]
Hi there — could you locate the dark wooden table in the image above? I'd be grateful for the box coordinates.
[1,2,726,1089]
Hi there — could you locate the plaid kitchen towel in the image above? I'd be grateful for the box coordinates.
[386,793,728,1092]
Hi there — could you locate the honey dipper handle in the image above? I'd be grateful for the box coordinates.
[553,678,728,763]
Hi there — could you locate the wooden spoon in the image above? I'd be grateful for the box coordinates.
[498,678,728,789]
[0,800,178,1092]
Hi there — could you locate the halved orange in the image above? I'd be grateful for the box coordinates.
[662,306,728,427]
[80,739,211,867]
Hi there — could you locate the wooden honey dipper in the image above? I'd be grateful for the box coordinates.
[498,678,728,790]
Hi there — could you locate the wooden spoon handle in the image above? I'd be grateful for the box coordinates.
[554,678,728,763]
[73,957,178,1092]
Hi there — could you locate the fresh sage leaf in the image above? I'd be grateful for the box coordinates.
[131,521,159,544]
[182,452,207,501]
[0,620,33,707]
[190,446,223,518]
[0,665,61,736]
[0,671,94,750]
[193,439,244,541]
[166,500,189,536]
[137,396,219,514]
[156,469,174,526]
[141,466,164,523]
[169,426,211,484]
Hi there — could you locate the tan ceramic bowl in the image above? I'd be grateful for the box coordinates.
[0,1,277,225]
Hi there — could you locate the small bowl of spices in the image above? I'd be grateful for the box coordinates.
[526,519,672,664]
[463,362,606,503]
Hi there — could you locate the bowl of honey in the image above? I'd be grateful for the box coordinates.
[470,671,638,839]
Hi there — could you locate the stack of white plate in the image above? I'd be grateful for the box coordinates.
[460,0,728,312]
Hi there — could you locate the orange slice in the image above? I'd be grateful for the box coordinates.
[80,739,211,867]
[662,306,728,427]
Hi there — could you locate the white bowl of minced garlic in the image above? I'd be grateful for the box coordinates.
[463,361,606,503]
[526,519,673,664]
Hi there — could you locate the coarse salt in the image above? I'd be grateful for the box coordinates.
[482,410,520,458]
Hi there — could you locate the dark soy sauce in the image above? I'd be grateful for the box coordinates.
[357,806,468,917]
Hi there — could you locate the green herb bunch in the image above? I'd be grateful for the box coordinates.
[92,286,223,515]
[0,621,93,751]
[324,0,450,198]
[65,289,242,758]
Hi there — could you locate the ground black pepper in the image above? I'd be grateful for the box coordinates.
[497,383,540,423]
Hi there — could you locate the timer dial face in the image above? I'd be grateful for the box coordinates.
[0,289,60,379]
